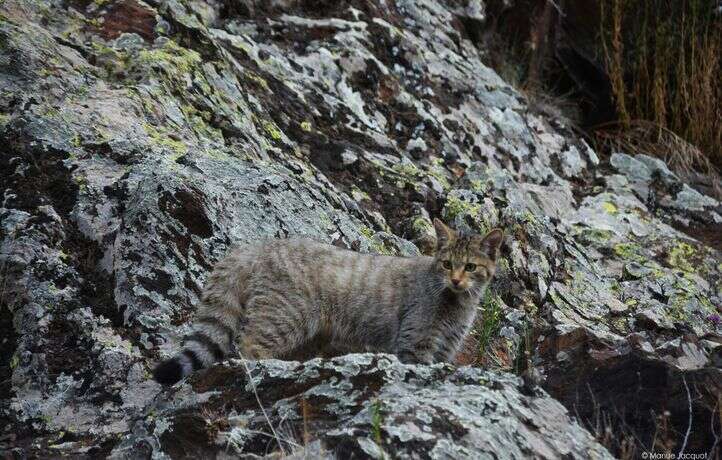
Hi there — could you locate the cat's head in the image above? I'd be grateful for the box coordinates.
[433,218,503,293]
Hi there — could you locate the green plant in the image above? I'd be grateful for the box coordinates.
[370,399,383,446]
[476,294,503,357]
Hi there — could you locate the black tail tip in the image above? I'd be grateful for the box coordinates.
[153,359,184,385]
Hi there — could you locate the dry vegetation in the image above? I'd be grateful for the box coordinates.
[597,0,721,181]
[482,0,721,182]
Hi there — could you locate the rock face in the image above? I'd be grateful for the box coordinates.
[0,0,719,457]
[112,354,613,459]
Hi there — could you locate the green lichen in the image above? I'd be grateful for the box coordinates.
[181,104,222,141]
[613,242,645,263]
[73,174,88,191]
[9,353,18,370]
[411,217,433,235]
[262,120,282,141]
[577,227,613,244]
[360,227,393,255]
[392,162,421,179]
[469,179,487,193]
[444,194,481,221]
[666,294,692,322]
[144,123,187,157]
[0,113,9,127]
[83,16,103,28]
[137,40,201,76]
[42,106,60,118]
[231,40,252,55]
[359,226,375,239]
[699,296,716,314]
[350,186,370,202]
[521,211,539,226]
[425,164,451,190]
[245,71,270,92]
[667,241,696,273]
[317,212,333,230]
[75,84,89,98]
[300,120,312,132]
[663,271,715,322]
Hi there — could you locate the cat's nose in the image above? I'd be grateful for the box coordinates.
[451,278,461,286]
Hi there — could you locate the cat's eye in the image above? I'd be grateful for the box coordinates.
[465,263,477,272]
[442,260,452,269]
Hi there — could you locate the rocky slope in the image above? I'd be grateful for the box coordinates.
[0,0,720,457]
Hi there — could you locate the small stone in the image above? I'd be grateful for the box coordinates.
[341,150,359,166]
[605,297,628,315]
[610,153,652,183]
[635,308,675,331]
[623,262,653,279]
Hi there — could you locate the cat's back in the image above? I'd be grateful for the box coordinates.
[238,237,430,295]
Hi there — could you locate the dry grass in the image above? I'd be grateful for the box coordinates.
[484,0,720,178]
[594,119,721,197]
[598,0,721,172]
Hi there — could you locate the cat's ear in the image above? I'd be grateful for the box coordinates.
[433,218,453,248]
[479,228,503,261]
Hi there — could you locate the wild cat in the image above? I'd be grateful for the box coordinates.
[153,219,503,384]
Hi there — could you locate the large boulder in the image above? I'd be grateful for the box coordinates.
[111,354,612,459]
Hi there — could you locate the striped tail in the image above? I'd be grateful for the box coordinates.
[153,315,237,385]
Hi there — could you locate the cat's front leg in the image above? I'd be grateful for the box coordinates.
[396,337,435,364]
[432,329,465,363]
[433,307,477,363]
[395,305,437,364]
[397,346,434,364]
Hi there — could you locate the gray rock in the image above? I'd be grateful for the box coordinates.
[610,152,653,183]
[112,354,613,459]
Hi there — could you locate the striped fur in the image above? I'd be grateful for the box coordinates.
[153,219,503,385]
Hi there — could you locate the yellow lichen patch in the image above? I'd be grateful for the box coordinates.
[300,121,312,132]
[601,201,618,215]
[667,241,696,273]
[245,71,270,92]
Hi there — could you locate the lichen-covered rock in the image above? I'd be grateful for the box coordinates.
[0,0,720,457]
[111,354,613,459]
